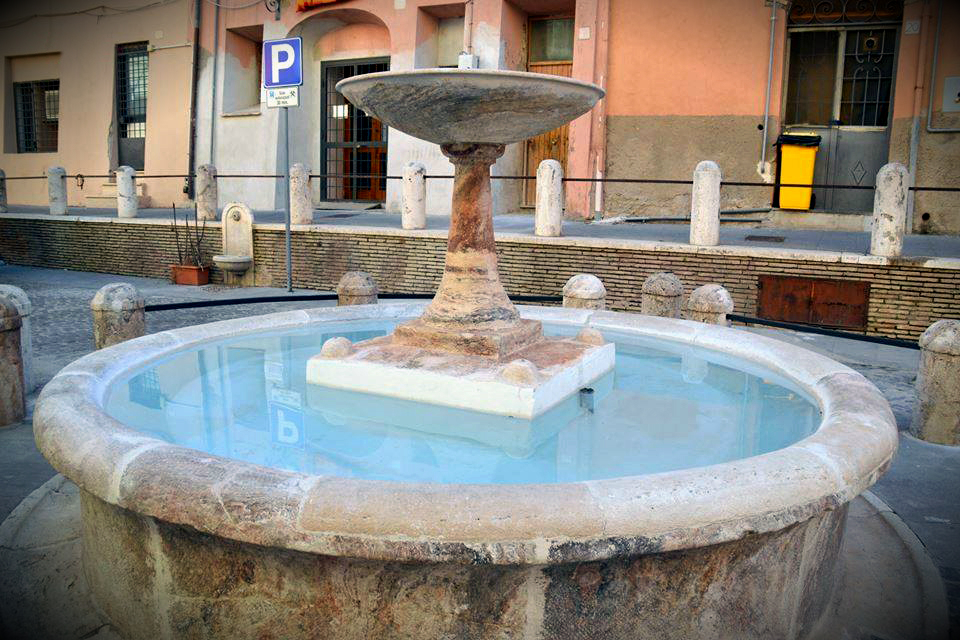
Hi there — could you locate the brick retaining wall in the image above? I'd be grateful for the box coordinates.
[1,215,957,340]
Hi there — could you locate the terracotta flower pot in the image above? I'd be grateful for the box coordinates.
[170,265,210,286]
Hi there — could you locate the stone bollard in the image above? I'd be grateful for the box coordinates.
[0,169,7,213]
[910,319,960,445]
[47,166,67,215]
[290,163,313,225]
[641,272,683,318]
[870,163,909,258]
[686,284,733,325]
[401,162,427,230]
[0,286,32,395]
[116,166,138,218]
[562,274,606,310]
[91,283,145,349]
[0,290,25,427]
[196,164,219,220]
[535,159,563,237]
[337,271,378,306]
[689,161,721,246]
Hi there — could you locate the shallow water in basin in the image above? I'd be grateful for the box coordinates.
[105,319,819,484]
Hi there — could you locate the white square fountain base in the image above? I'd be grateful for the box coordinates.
[306,336,615,420]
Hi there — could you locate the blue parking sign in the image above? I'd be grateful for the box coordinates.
[263,37,302,88]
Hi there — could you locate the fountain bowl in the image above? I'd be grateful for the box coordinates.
[32,303,897,640]
[336,69,605,145]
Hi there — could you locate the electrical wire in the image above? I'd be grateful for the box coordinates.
[0,0,181,29]
[200,0,265,8]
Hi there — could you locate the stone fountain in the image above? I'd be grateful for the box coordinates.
[307,70,612,418]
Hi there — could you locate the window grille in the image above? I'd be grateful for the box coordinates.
[13,79,59,153]
[116,43,149,140]
[788,0,903,26]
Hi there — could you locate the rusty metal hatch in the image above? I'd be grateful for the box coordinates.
[757,275,869,329]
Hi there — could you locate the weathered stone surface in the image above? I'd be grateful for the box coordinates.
[289,163,313,225]
[90,282,145,349]
[0,292,24,427]
[337,271,378,306]
[116,166,137,218]
[47,166,67,215]
[911,319,960,445]
[195,164,218,220]
[641,271,683,318]
[216,202,255,286]
[80,487,846,640]
[320,336,354,358]
[535,159,563,237]
[563,274,606,310]
[0,285,32,393]
[686,283,733,325]
[870,163,908,258]
[401,162,426,230]
[690,160,721,246]
[336,69,604,145]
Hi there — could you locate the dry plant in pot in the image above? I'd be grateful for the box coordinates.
[170,203,210,286]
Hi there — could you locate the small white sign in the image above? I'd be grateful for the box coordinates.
[904,20,921,35]
[266,86,300,108]
[270,387,302,409]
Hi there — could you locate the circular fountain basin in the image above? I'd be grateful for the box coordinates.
[33,303,897,640]
[336,69,605,145]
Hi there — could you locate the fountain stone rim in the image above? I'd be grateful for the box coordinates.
[33,303,898,565]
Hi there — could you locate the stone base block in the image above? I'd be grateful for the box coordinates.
[306,334,615,420]
[392,317,544,359]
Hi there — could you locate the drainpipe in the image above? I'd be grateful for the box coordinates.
[758,0,779,176]
[185,0,202,198]
[907,0,932,230]
[463,0,473,56]
[209,0,220,165]
[926,0,960,133]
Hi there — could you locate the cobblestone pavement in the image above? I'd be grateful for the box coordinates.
[1,264,957,635]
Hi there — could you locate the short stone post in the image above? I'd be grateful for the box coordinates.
[290,163,313,225]
[689,160,721,246]
[641,272,683,318]
[686,284,733,325]
[562,274,606,310]
[911,320,960,445]
[0,290,25,427]
[116,166,138,218]
[870,163,909,258]
[91,283,145,349]
[337,271,378,306]
[0,169,7,213]
[0,286,32,395]
[196,164,219,221]
[401,162,426,230]
[47,166,67,215]
[535,159,563,237]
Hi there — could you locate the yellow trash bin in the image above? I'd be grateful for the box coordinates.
[776,133,821,210]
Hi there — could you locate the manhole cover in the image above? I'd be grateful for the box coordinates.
[744,235,785,242]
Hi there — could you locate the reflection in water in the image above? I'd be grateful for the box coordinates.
[107,321,819,484]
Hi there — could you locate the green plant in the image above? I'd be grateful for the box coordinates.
[171,202,207,267]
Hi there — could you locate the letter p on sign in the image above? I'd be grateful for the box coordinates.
[263,37,303,88]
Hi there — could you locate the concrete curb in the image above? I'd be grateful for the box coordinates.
[861,489,950,639]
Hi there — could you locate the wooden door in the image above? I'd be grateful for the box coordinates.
[757,275,869,329]
[524,61,573,206]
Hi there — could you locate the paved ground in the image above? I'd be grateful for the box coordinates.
[6,205,960,258]
[0,264,957,636]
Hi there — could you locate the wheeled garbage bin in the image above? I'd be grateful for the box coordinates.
[775,133,821,210]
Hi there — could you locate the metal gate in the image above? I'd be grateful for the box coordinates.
[116,42,148,171]
[321,58,389,202]
[782,1,902,212]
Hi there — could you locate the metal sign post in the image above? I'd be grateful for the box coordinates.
[263,37,303,294]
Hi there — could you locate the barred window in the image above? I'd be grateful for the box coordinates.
[13,79,60,153]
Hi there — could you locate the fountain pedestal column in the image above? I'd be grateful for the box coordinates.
[393,143,542,359]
